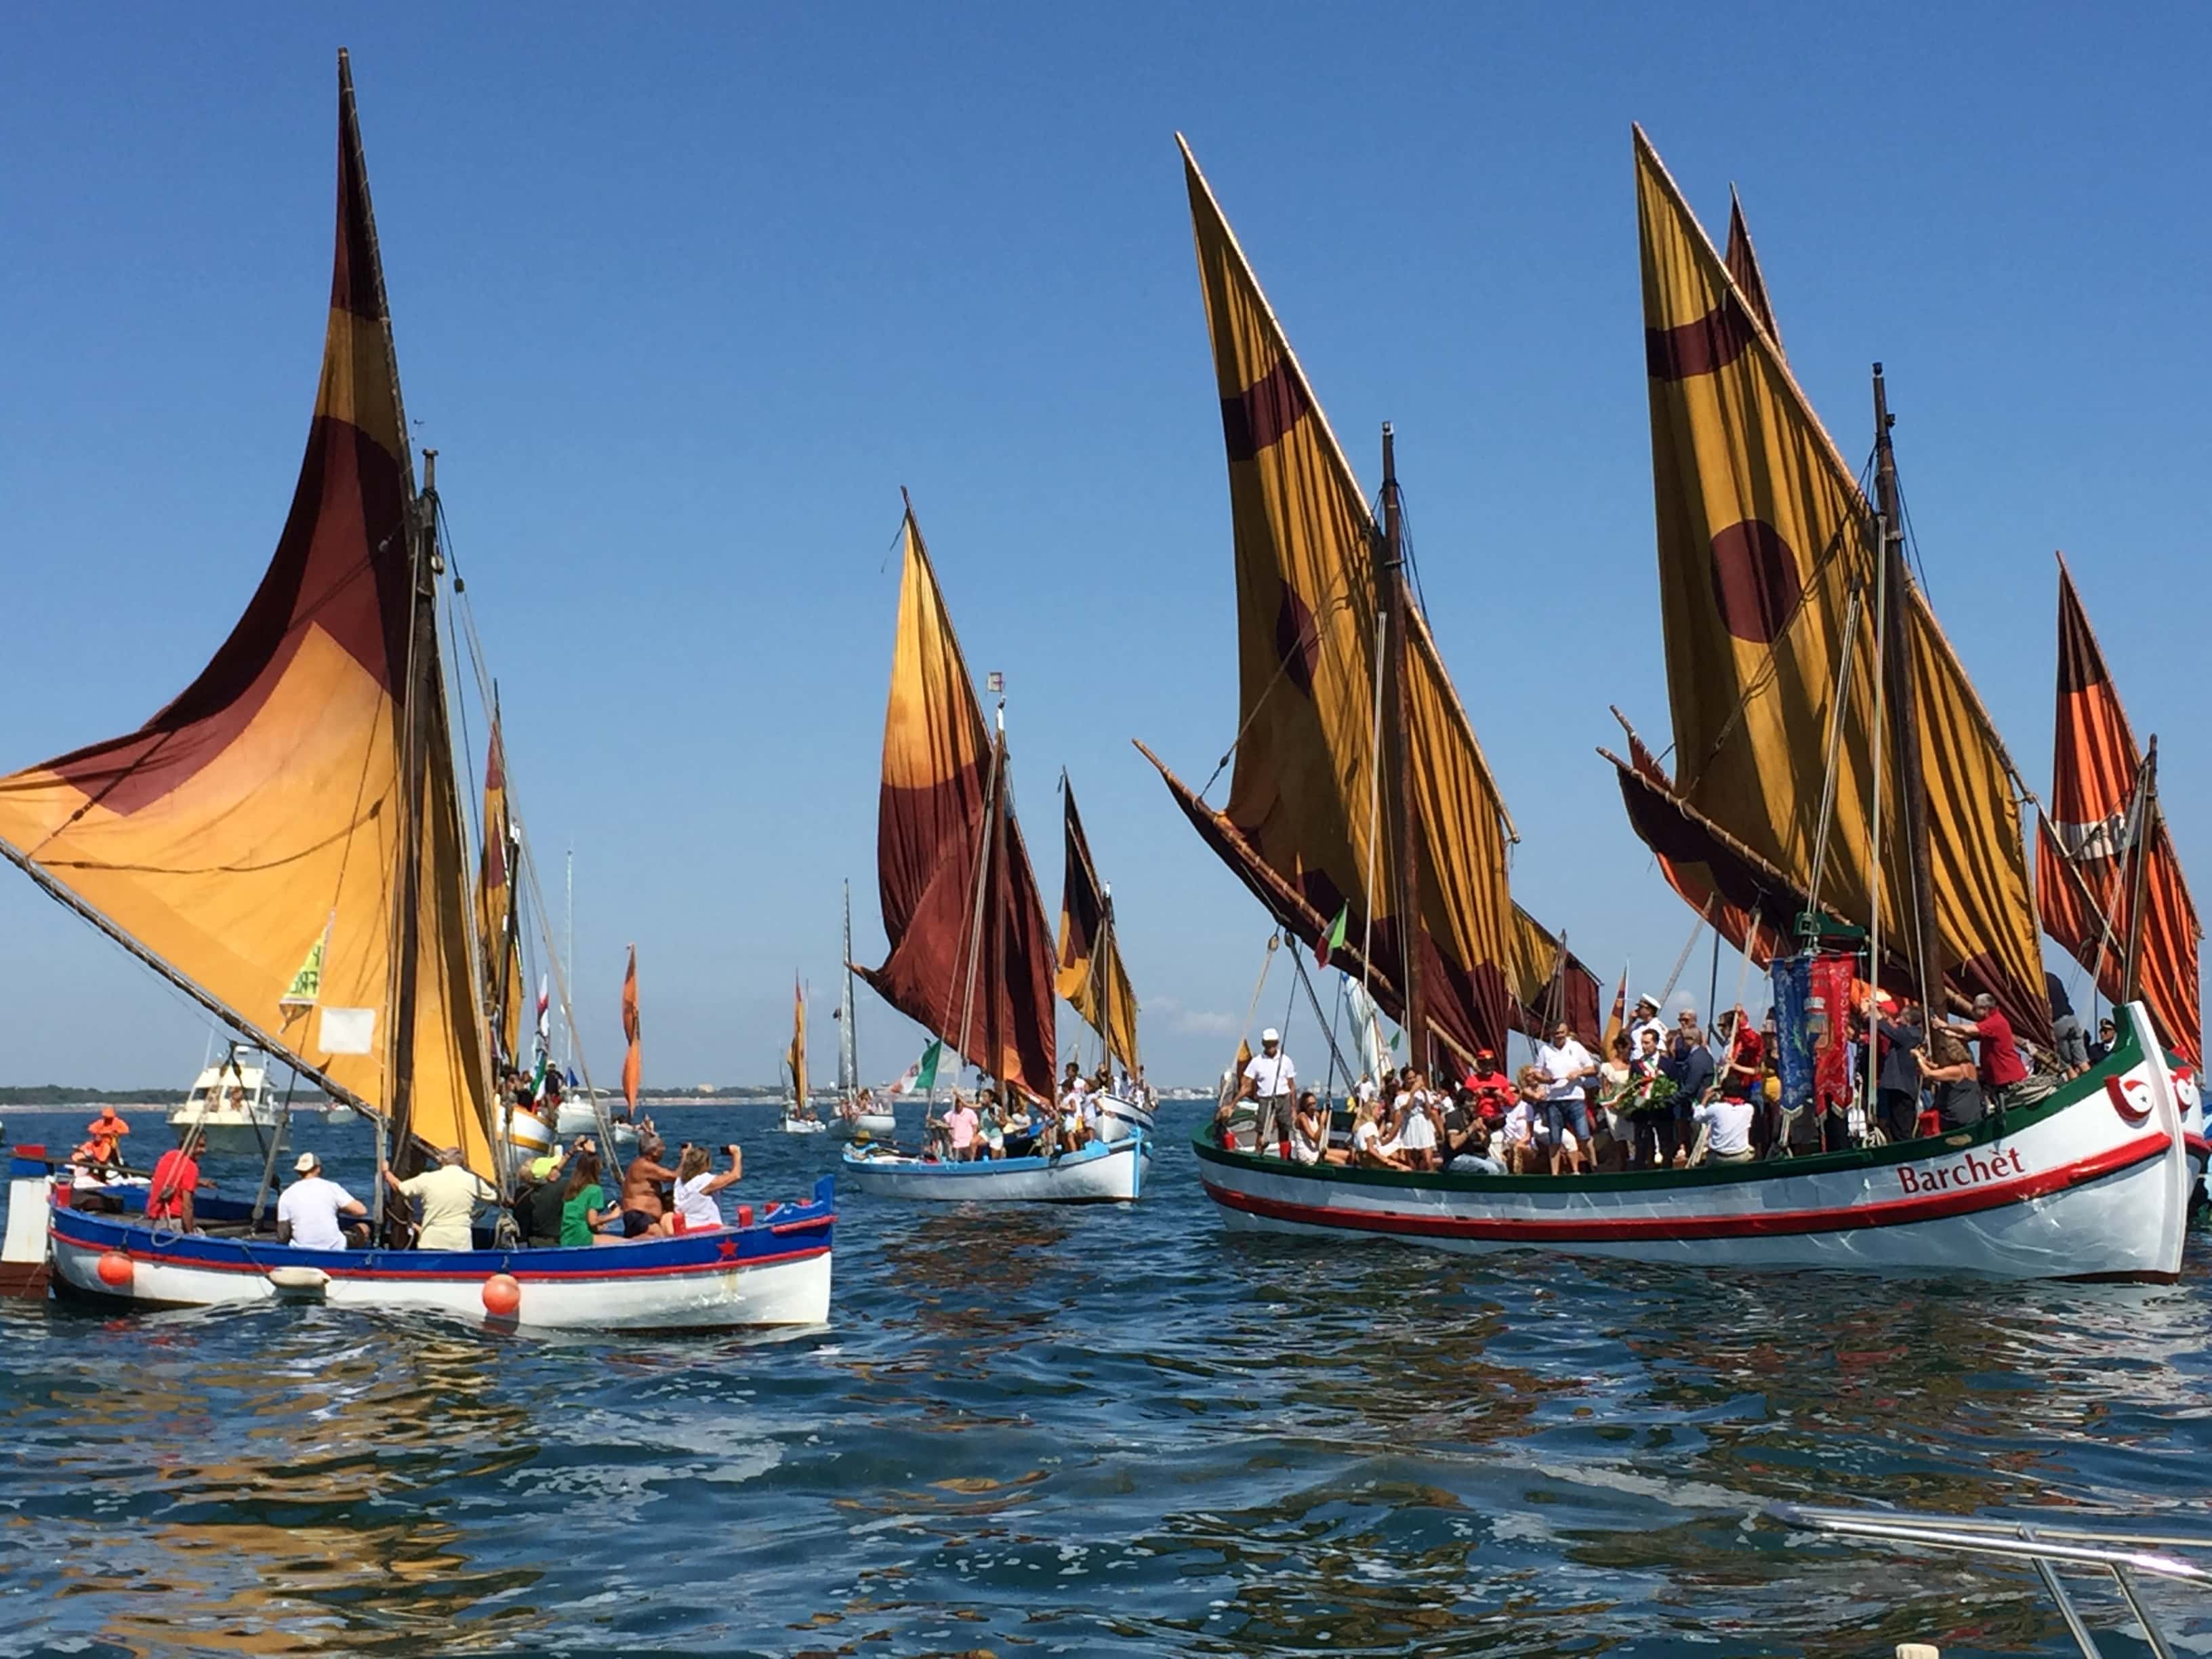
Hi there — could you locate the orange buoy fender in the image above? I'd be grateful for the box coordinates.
[481,1273,522,1319]
[96,1250,133,1288]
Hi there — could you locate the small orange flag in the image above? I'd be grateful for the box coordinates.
[620,945,642,1110]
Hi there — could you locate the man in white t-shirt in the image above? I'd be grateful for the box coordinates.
[1533,1021,1598,1175]
[276,1153,367,1250]
[1239,1029,1297,1155]
[1692,1094,1757,1163]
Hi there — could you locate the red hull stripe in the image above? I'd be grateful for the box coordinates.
[2186,1134,2210,1160]
[1204,1134,2169,1243]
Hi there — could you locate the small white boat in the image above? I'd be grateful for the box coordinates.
[834,1111,897,1139]
[167,1054,292,1155]
[553,1098,637,1148]
[781,1111,829,1136]
[1094,1092,1155,1144]
[842,1130,1148,1202]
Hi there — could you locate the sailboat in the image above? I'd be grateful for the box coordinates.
[781,977,825,1133]
[832,881,896,1138]
[1169,132,2188,1279]
[1142,138,1593,1197]
[0,54,832,1328]
[1056,775,1153,1143]
[842,504,1146,1201]
[2034,559,2205,1183]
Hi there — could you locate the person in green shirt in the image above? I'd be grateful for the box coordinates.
[558,1149,621,1247]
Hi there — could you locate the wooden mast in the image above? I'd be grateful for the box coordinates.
[2121,736,2160,1004]
[382,446,441,1213]
[1870,369,1940,1018]
[1376,423,1427,1069]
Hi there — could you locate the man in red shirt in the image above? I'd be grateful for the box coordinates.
[146,1143,204,1231]
[1946,994,2030,1111]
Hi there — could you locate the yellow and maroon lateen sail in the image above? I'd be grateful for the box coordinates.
[1055,777,1139,1075]
[2036,559,2201,1063]
[785,975,808,1110]
[0,54,498,1176]
[620,945,642,1111]
[1137,137,1593,1059]
[476,705,524,1068]
[1605,127,2049,1040]
[857,509,1058,1101]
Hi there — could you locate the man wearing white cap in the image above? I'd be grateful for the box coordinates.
[276,1152,367,1250]
[1630,995,1668,1059]
[1238,1029,1298,1157]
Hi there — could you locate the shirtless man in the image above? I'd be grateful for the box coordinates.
[619,1132,680,1237]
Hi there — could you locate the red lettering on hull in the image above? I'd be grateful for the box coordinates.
[1898,1146,2028,1197]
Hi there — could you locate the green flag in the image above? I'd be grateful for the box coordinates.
[1315,903,1349,968]
[279,925,328,1011]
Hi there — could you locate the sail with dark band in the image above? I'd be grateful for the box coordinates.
[0,54,497,1176]
[1604,127,2049,1041]
[1056,778,1139,1075]
[1139,137,1586,1059]
[2036,558,2200,1063]
[858,510,1058,1101]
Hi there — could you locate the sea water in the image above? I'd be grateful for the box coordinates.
[1,1102,2207,1656]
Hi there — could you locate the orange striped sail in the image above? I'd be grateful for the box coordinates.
[1055,777,1139,1074]
[1139,138,1589,1057]
[0,54,497,1176]
[620,945,642,1111]
[1603,127,2048,1040]
[2036,559,2201,1062]
[857,509,1057,1101]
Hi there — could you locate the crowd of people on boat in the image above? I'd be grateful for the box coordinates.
[1216,975,2085,1176]
[56,1097,750,1253]
[901,1060,1140,1162]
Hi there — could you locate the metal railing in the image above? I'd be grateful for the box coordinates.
[1770,1503,2212,1659]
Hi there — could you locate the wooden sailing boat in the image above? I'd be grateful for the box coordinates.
[1136,137,1599,1090]
[781,975,825,1132]
[843,504,1145,1200]
[0,54,832,1326]
[1056,776,1153,1143]
[1187,129,2190,1280]
[833,880,896,1137]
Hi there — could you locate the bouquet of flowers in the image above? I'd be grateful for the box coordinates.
[1614,1075,1681,1118]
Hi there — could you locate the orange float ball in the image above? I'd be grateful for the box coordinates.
[96,1250,133,1288]
[481,1273,522,1319]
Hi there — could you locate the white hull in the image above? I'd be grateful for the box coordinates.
[833,1113,898,1139]
[843,1132,1147,1202]
[39,1176,838,1331]
[1195,1004,2188,1281]
[781,1118,828,1136]
[1096,1092,1155,1144]
[166,1108,290,1156]
[553,1101,638,1146]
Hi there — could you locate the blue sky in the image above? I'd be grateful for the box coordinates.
[0,5,2203,1088]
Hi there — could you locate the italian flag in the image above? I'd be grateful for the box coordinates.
[893,1040,943,1095]
[1316,903,1349,968]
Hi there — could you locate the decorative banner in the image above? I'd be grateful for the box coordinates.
[279,922,331,1010]
[1769,958,1813,1118]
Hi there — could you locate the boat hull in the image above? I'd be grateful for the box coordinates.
[552,1102,638,1145]
[833,1113,897,1139]
[165,1111,290,1157]
[43,1176,836,1330]
[842,1133,1147,1202]
[1195,1005,2188,1281]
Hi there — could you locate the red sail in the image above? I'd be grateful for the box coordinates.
[2036,559,2200,1063]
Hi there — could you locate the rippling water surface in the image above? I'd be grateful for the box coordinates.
[3,1103,2209,1658]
